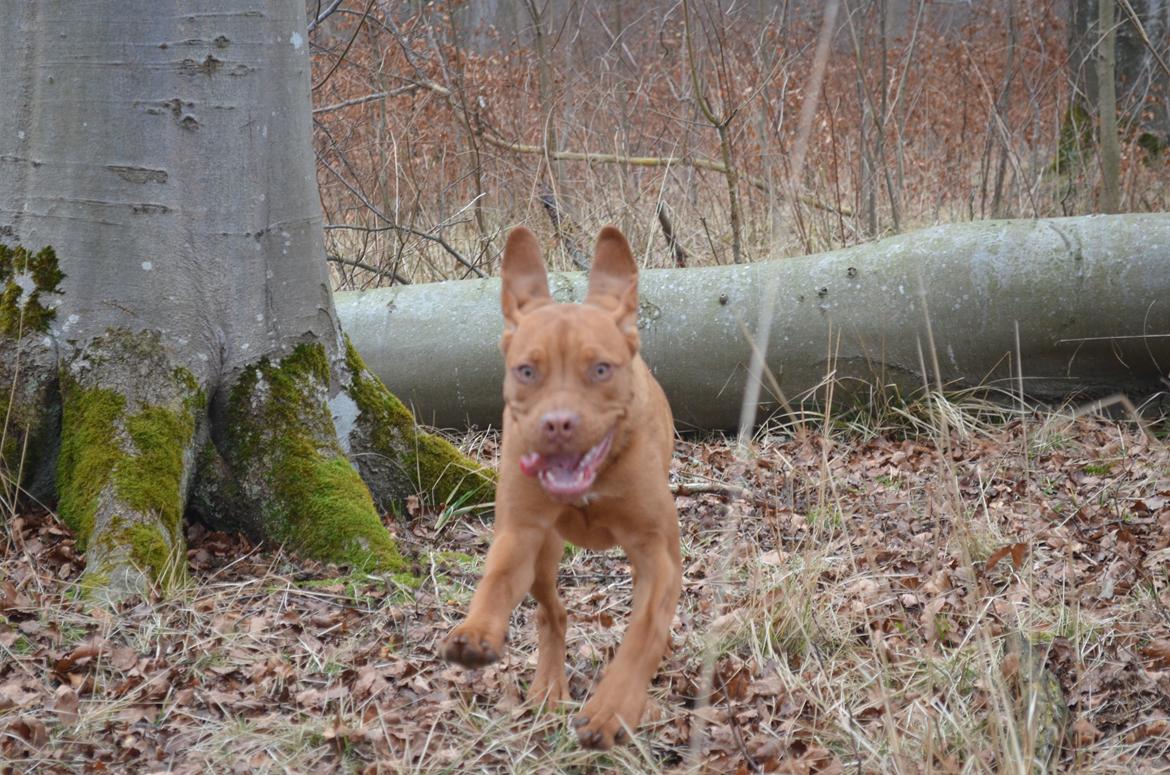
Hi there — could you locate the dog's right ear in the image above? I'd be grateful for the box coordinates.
[500,227,551,342]
[585,226,640,353]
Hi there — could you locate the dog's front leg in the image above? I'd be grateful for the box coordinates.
[574,524,681,749]
[443,527,547,668]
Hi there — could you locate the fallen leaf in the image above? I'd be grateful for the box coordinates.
[1141,640,1170,669]
[52,685,80,726]
[8,716,48,748]
[1071,717,1101,746]
[0,681,40,710]
[985,542,1028,574]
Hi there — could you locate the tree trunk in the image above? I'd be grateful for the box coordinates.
[337,214,1170,430]
[0,1,492,599]
[1096,0,1122,213]
[1068,0,1170,164]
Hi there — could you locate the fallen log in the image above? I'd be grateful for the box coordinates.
[337,214,1170,430]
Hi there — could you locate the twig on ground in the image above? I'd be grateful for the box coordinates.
[671,479,787,510]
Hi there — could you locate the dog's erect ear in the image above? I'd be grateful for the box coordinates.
[585,226,639,349]
[501,227,551,335]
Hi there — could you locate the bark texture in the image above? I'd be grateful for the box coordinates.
[1096,0,1121,212]
[0,1,491,597]
[338,214,1170,430]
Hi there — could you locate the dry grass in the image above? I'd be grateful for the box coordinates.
[2,399,1168,773]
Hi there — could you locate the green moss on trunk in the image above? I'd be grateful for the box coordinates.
[225,343,407,573]
[1,243,64,490]
[57,385,125,546]
[343,338,494,510]
[57,332,203,592]
[0,244,64,337]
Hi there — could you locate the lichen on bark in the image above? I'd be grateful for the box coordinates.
[341,337,495,513]
[221,342,407,573]
[55,329,204,595]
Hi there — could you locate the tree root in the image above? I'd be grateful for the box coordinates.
[339,338,494,515]
[56,330,203,598]
[219,342,408,574]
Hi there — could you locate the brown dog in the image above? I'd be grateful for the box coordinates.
[442,225,681,749]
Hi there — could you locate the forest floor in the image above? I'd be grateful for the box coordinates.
[2,406,1169,773]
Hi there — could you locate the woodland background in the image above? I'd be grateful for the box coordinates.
[311,0,1169,286]
[2,1,1169,773]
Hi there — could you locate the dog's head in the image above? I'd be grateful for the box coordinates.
[499,226,640,502]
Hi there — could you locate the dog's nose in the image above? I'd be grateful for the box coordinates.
[540,410,579,443]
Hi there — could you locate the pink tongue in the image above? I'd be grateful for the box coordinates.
[539,462,595,498]
[519,452,542,476]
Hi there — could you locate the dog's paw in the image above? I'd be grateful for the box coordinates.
[525,670,570,707]
[571,709,629,750]
[442,626,504,668]
[572,690,644,749]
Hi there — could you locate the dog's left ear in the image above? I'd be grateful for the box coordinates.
[585,226,639,352]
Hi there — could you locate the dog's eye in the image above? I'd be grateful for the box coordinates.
[514,364,538,384]
[590,362,613,382]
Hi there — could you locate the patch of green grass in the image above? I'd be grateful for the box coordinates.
[807,505,843,530]
[9,634,36,655]
[1052,605,1105,646]
[434,550,477,567]
[59,622,90,647]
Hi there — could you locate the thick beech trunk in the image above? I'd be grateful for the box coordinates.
[338,214,1170,430]
[0,2,491,598]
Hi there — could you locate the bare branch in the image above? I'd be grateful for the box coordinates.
[307,0,345,33]
[322,221,486,279]
[1119,0,1170,81]
[657,202,688,268]
[312,83,424,115]
[311,0,375,91]
[478,131,851,216]
[327,254,411,286]
[539,189,590,270]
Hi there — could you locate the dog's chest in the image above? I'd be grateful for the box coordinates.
[572,492,600,508]
[555,504,618,550]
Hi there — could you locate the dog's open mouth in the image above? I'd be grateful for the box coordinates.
[518,430,614,500]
